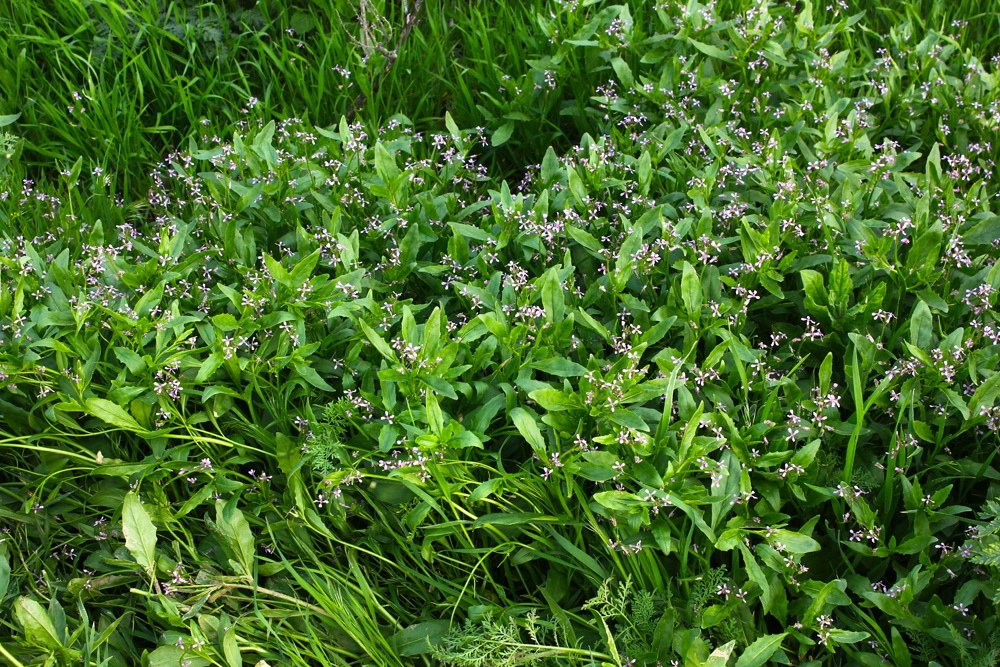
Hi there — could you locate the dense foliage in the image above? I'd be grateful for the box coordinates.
[1,0,999,666]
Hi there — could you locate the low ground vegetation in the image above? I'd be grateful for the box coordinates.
[1,0,999,666]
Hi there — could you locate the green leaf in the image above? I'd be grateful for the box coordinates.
[0,113,21,128]
[829,629,870,644]
[800,269,828,314]
[906,223,942,274]
[610,56,634,87]
[196,352,224,383]
[147,646,211,667]
[223,626,241,667]
[828,258,852,305]
[122,493,158,579]
[449,430,483,449]
[374,141,400,182]
[264,253,291,289]
[616,227,643,281]
[492,122,515,147]
[735,633,788,667]
[527,357,587,377]
[567,167,588,207]
[0,553,8,602]
[803,580,838,625]
[15,598,63,651]
[819,352,833,395]
[544,525,609,579]
[909,300,932,349]
[528,388,581,411]
[390,620,451,656]
[425,391,444,434]
[770,529,820,553]
[969,372,1000,419]
[681,261,702,316]
[541,146,560,183]
[294,362,335,392]
[688,38,731,61]
[468,478,502,503]
[216,499,256,577]
[705,640,736,667]
[114,347,146,374]
[444,111,461,140]
[510,407,546,455]
[963,216,1000,245]
[638,150,652,195]
[360,320,397,363]
[86,398,146,433]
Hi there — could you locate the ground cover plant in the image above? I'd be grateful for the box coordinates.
[1,0,1000,665]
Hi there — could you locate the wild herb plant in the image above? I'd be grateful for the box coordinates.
[0,0,999,666]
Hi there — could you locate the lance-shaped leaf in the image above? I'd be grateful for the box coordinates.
[122,493,158,579]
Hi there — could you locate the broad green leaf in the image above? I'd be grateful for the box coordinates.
[969,372,1000,418]
[909,300,932,349]
[668,492,715,542]
[610,56,634,87]
[963,216,1000,245]
[444,110,461,139]
[905,223,942,274]
[770,529,820,553]
[541,146,560,183]
[15,597,63,651]
[87,398,146,433]
[390,620,451,656]
[829,629,870,643]
[688,38,731,60]
[469,478,502,503]
[638,150,652,195]
[681,261,701,316]
[819,352,833,395]
[114,347,146,374]
[418,375,458,400]
[425,391,444,434]
[828,258,852,305]
[528,388,581,411]
[616,227,643,280]
[294,362,334,392]
[449,430,483,449]
[360,320,397,363]
[263,253,291,288]
[800,269,828,314]
[374,141,400,182]
[567,167,588,206]
[0,113,21,128]
[510,407,546,454]
[736,633,788,667]
[216,499,256,577]
[528,357,587,377]
[540,268,565,322]
[196,351,224,382]
[147,646,211,667]
[803,580,838,626]
[492,122,515,147]
[122,493,157,578]
[223,626,241,667]
[678,401,704,461]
